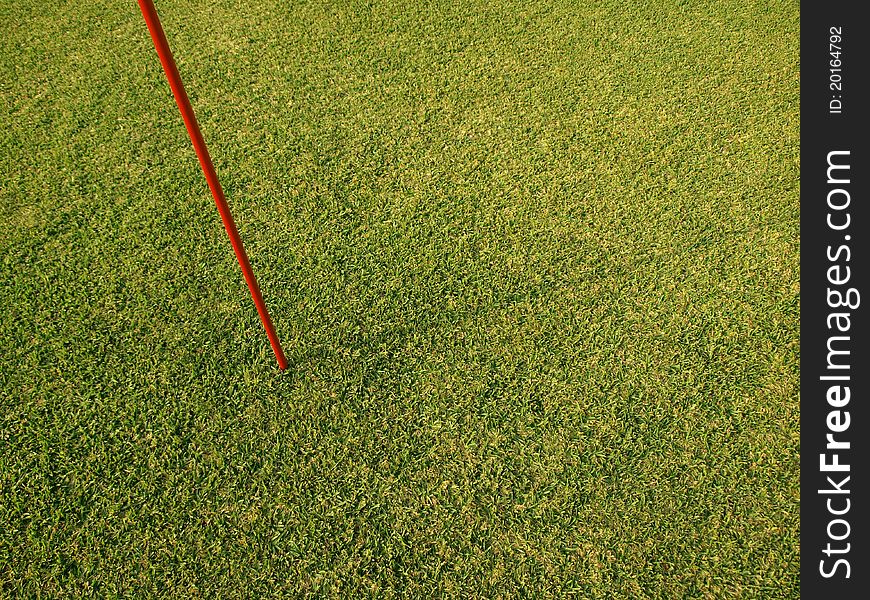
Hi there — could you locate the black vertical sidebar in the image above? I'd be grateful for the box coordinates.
[801,1,869,597]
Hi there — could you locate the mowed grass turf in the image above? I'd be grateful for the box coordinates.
[1,0,799,597]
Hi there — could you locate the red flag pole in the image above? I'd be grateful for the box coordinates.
[136,0,288,370]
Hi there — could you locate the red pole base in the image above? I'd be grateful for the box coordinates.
[137,0,288,370]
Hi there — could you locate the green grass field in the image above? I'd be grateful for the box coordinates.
[1,0,799,597]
